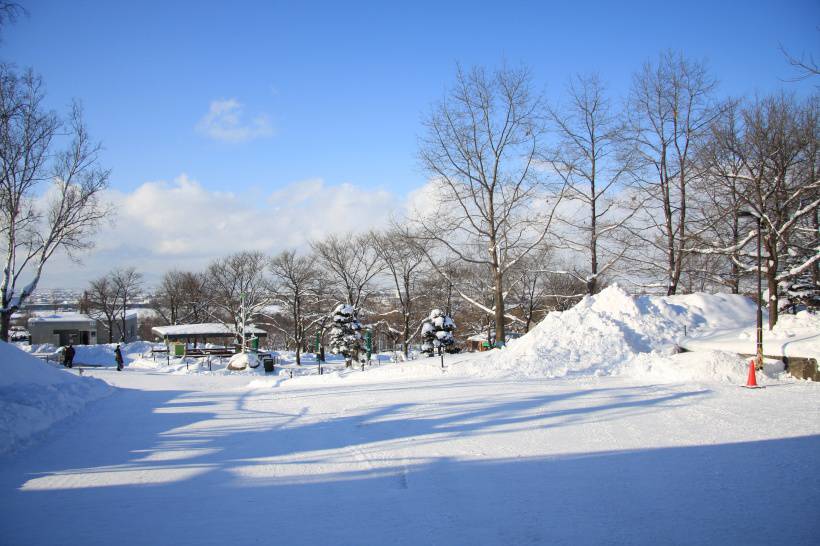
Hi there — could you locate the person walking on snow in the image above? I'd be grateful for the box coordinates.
[63,343,75,368]
[115,344,124,371]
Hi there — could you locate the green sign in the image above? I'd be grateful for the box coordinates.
[365,330,372,359]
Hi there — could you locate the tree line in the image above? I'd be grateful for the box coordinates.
[409,54,818,340]
[1,40,817,344]
[85,235,586,362]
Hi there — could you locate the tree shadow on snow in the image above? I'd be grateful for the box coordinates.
[2,382,817,545]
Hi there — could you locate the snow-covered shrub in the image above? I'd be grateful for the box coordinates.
[421,309,456,356]
[328,304,362,367]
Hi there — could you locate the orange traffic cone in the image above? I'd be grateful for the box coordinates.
[743,359,763,389]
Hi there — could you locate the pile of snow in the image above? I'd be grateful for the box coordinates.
[227,352,259,371]
[0,341,111,453]
[469,285,762,382]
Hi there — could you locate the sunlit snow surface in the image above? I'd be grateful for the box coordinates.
[1,288,819,545]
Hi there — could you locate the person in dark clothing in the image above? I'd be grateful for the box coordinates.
[63,344,75,368]
[115,344,124,371]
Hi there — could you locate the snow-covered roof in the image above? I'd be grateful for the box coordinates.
[28,313,97,325]
[151,323,267,339]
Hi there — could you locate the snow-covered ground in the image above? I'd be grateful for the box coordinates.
[0,364,818,545]
[0,342,111,454]
[681,310,820,362]
[1,287,818,545]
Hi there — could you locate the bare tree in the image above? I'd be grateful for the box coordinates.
[372,228,426,356]
[151,269,213,326]
[542,272,587,312]
[311,233,383,309]
[268,250,316,365]
[206,251,271,350]
[624,51,723,295]
[413,64,564,344]
[111,267,142,341]
[780,41,819,82]
[152,270,187,325]
[86,276,118,343]
[505,248,555,332]
[302,268,337,358]
[179,271,212,324]
[431,259,498,344]
[690,102,748,293]
[706,93,820,327]
[546,74,636,295]
[0,66,110,340]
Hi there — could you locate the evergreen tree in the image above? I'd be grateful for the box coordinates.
[421,309,456,356]
[328,304,362,367]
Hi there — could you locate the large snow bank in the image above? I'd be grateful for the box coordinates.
[471,285,762,382]
[0,341,111,453]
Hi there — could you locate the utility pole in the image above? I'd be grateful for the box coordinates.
[240,292,246,353]
[755,215,763,370]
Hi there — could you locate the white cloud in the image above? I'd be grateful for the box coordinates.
[196,99,273,142]
[38,174,399,288]
[268,178,395,245]
[404,179,448,224]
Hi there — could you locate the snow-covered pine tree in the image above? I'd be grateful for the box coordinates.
[328,304,362,367]
[421,309,456,356]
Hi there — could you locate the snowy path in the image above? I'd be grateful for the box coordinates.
[1,368,818,545]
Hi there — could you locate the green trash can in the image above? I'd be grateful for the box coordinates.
[173,343,186,357]
[250,336,259,351]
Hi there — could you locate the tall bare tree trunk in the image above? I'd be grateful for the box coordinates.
[765,235,779,330]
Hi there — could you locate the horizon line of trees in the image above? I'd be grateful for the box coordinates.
[104,236,587,363]
[2,38,817,343]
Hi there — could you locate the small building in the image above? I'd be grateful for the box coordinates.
[29,313,98,346]
[466,333,491,352]
[28,311,140,345]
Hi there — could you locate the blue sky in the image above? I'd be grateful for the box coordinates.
[3,0,819,287]
[7,0,818,195]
